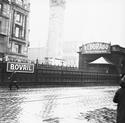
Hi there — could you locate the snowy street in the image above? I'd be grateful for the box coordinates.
[0,86,118,123]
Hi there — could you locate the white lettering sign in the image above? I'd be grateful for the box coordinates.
[82,42,111,54]
[7,62,34,73]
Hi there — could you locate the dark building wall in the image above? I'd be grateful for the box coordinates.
[79,53,110,69]
[78,43,125,75]
[109,52,125,74]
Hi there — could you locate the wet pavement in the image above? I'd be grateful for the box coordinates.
[0,86,118,123]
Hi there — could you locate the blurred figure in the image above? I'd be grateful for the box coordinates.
[8,71,19,90]
[113,74,125,123]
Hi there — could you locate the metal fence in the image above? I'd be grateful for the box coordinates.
[0,62,120,86]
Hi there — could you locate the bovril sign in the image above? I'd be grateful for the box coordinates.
[7,62,34,73]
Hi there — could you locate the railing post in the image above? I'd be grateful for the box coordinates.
[35,58,39,82]
[1,56,5,83]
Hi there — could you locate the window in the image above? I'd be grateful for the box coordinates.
[0,3,3,14]
[16,0,23,6]
[15,26,20,37]
[18,45,22,53]
[0,19,9,35]
[15,12,24,25]
[0,21,1,33]
[14,11,26,39]
[15,24,25,39]
[16,13,21,22]
[15,44,22,54]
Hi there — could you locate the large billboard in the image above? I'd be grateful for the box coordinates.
[81,42,111,54]
[7,62,34,73]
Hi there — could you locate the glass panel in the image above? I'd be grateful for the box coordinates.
[18,45,22,53]
[15,26,19,37]
[0,3,2,13]
[16,13,21,22]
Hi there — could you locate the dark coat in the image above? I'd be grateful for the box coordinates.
[113,86,125,123]
[9,72,16,82]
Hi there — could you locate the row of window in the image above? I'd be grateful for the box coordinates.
[15,11,26,24]
[14,44,27,54]
[12,0,24,6]
[8,41,28,55]
[0,17,9,35]
[0,3,9,17]
[15,25,25,38]
[13,11,27,39]
[16,0,23,6]
[0,1,28,56]
[12,0,30,11]
[0,3,27,39]
[15,43,22,53]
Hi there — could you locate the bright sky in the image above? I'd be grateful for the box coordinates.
[29,0,125,48]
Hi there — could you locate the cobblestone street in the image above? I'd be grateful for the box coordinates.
[0,86,118,123]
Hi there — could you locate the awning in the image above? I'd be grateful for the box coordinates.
[89,57,113,64]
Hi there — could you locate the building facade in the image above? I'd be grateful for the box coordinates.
[78,42,125,75]
[0,0,30,62]
[46,0,66,65]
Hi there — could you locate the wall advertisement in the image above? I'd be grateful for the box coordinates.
[7,62,34,73]
[81,42,111,54]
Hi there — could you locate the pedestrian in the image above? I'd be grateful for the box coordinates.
[113,74,125,123]
[8,71,19,90]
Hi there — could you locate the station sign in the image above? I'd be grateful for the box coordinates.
[81,42,111,54]
[7,62,34,73]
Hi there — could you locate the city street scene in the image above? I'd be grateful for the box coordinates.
[0,86,118,123]
[0,0,125,123]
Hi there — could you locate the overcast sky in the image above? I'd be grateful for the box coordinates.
[29,0,125,48]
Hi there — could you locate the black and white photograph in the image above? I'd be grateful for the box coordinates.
[0,0,125,123]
